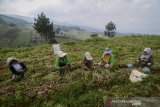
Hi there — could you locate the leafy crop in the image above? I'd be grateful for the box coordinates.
[0,36,160,106]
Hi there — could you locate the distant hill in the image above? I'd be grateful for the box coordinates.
[4,14,103,32]
[5,14,34,23]
[0,14,29,26]
[0,14,105,48]
[5,14,89,32]
[51,20,102,32]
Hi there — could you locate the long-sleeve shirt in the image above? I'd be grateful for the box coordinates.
[138,53,153,67]
[81,57,93,69]
[55,56,70,70]
[101,53,115,65]
[10,62,27,75]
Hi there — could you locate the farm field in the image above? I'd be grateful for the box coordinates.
[0,36,160,106]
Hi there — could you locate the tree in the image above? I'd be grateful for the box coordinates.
[55,28,61,34]
[90,33,98,38]
[9,23,16,27]
[104,21,116,38]
[33,12,56,43]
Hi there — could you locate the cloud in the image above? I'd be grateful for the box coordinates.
[0,0,160,34]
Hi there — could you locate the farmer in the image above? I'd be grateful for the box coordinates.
[121,48,153,73]
[55,51,71,74]
[7,57,27,82]
[98,48,115,71]
[80,52,93,71]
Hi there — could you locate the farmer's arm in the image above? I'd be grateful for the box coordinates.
[20,62,27,71]
[10,66,21,75]
[148,55,153,66]
[100,53,104,61]
[110,54,115,65]
[55,58,60,70]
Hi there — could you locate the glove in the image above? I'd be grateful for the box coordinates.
[105,64,110,68]
[141,62,146,65]
[98,62,102,66]
[147,63,151,66]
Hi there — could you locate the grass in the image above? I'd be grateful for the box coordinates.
[0,36,160,106]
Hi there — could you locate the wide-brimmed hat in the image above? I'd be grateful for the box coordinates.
[105,48,111,54]
[7,57,18,65]
[85,52,92,60]
[57,51,67,57]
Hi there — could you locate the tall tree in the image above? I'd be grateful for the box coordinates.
[33,12,56,43]
[104,21,116,38]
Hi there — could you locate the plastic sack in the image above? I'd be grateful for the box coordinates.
[52,44,60,55]
[129,69,148,83]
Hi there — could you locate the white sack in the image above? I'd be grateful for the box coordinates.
[129,69,148,83]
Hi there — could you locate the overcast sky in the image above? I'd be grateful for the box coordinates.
[0,0,160,34]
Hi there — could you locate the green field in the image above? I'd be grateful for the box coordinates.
[0,26,13,37]
[9,29,32,47]
[0,28,81,48]
[0,36,160,106]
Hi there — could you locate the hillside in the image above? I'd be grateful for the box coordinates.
[5,14,102,32]
[4,14,34,23]
[0,36,160,106]
[0,14,98,48]
[0,14,32,48]
[0,14,29,26]
[0,22,79,48]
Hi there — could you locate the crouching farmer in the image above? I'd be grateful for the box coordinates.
[80,52,93,71]
[55,51,71,75]
[121,48,153,73]
[137,48,153,73]
[98,48,115,71]
[7,57,27,82]
[132,48,153,73]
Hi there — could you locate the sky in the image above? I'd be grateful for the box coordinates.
[0,0,160,34]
